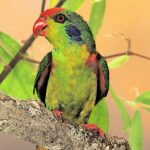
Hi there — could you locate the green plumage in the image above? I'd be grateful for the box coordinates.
[33,8,109,125]
[46,46,97,124]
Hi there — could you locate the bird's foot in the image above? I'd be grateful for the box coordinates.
[82,124,104,136]
[52,110,63,118]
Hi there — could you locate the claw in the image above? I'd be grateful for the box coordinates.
[52,110,63,118]
[82,124,104,136]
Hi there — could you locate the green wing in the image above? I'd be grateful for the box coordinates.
[95,54,109,104]
[33,52,52,103]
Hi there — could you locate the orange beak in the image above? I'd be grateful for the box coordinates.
[33,17,47,37]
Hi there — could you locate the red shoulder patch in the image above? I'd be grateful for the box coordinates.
[40,7,64,17]
[86,53,97,65]
[86,53,97,73]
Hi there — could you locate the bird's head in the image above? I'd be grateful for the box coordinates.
[33,7,95,51]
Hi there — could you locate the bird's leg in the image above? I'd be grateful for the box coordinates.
[52,109,63,118]
[82,124,104,136]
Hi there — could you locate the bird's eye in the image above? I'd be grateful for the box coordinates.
[55,14,66,23]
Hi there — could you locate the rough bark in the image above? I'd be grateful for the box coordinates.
[0,92,130,150]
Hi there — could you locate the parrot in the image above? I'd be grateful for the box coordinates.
[33,7,109,150]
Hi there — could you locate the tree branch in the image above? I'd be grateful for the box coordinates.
[0,35,35,83]
[104,51,150,60]
[55,0,67,7]
[19,53,40,64]
[104,33,150,61]
[0,92,130,150]
[41,0,46,12]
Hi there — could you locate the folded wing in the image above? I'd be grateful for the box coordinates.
[33,52,52,103]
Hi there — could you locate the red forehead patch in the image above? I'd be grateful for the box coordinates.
[40,7,64,17]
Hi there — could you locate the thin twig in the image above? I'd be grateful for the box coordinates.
[41,0,46,12]
[19,53,40,64]
[104,52,127,59]
[105,51,150,61]
[104,33,150,61]
[104,52,150,61]
[0,41,14,58]
[133,52,150,60]
[0,56,7,66]
[55,0,67,7]
[0,35,35,83]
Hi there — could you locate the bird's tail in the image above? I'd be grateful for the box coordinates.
[36,145,48,150]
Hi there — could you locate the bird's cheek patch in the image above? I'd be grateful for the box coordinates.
[66,25,82,42]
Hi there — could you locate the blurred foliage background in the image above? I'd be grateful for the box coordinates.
[0,0,150,149]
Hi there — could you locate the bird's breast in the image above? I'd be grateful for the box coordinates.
[45,44,97,112]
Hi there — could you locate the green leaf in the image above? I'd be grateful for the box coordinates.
[89,0,105,37]
[0,32,37,99]
[110,85,131,130]
[88,99,109,132]
[144,108,150,112]
[108,56,129,69]
[50,0,85,11]
[49,0,58,7]
[135,91,150,105]
[63,0,85,11]
[129,111,143,150]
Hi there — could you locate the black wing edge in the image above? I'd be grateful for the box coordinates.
[95,54,109,104]
[33,52,52,104]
